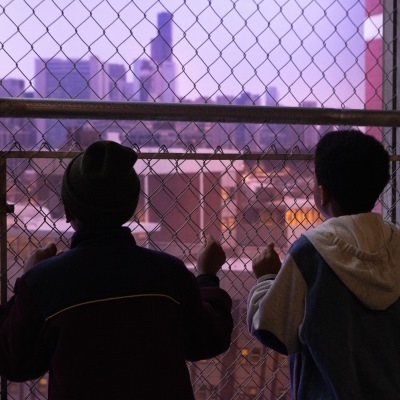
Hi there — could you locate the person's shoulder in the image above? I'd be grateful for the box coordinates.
[133,246,193,283]
[288,234,314,255]
[286,234,324,273]
[23,249,76,287]
[134,245,186,268]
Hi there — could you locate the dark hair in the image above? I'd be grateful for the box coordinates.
[314,130,390,214]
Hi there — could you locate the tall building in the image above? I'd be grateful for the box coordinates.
[151,12,173,65]
[133,11,175,102]
[34,56,108,148]
[149,12,177,103]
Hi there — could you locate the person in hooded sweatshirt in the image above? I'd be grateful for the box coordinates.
[247,129,400,400]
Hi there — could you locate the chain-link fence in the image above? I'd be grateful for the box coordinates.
[0,0,399,399]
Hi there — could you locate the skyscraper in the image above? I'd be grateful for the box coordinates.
[151,12,173,65]
[149,12,177,103]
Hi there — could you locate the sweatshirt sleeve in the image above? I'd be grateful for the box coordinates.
[247,254,307,355]
[0,277,50,381]
[181,272,233,361]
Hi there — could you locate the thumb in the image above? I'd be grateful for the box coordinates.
[43,242,57,256]
[205,235,215,246]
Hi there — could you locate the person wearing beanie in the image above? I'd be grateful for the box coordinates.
[0,141,233,400]
[61,140,141,227]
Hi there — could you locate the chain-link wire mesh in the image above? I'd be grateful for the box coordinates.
[0,0,396,399]
[0,0,380,153]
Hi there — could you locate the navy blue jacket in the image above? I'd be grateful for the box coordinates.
[0,227,233,400]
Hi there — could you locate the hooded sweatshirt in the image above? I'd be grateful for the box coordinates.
[247,212,400,400]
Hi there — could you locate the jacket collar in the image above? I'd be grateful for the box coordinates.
[70,226,136,248]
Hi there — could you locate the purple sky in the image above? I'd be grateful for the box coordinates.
[0,0,368,108]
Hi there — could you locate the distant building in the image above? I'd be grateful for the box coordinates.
[151,12,173,65]
[0,78,25,97]
[265,86,279,106]
[35,56,108,100]
[150,12,177,103]
[299,100,319,149]
[0,78,25,146]
[231,92,261,150]
[154,60,177,103]
[106,63,133,101]
[0,78,38,149]
[234,91,260,106]
[33,56,136,148]
[232,158,321,258]
[135,152,245,257]
[133,58,156,102]
[34,56,108,148]
[132,12,177,103]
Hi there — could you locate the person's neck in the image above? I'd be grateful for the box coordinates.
[324,205,372,220]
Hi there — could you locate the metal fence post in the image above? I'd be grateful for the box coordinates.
[0,155,7,400]
[383,0,400,223]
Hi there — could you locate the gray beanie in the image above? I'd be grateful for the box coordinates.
[61,141,140,227]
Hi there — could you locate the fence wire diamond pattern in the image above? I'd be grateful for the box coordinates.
[0,0,393,399]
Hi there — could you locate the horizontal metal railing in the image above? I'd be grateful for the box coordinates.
[1,99,400,399]
[1,98,400,127]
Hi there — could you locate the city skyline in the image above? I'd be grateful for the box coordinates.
[0,0,369,108]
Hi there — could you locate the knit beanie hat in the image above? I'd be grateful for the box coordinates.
[61,141,140,227]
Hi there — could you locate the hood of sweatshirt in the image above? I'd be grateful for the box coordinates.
[303,212,400,310]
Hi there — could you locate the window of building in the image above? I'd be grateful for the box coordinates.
[249,347,262,364]
[196,384,208,400]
